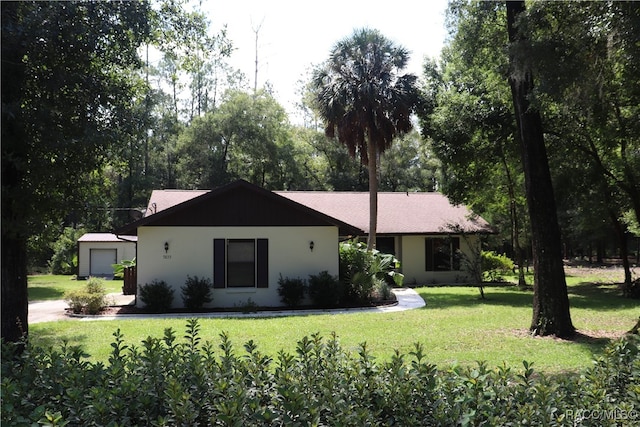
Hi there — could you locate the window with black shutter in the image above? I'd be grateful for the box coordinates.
[213,238,269,288]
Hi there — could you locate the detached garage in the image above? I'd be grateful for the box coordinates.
[77,233,137,279]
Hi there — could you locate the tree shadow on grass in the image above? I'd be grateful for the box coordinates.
[28,286,66,301]
[567,282,640,311]
[532,330,621,363]
[567,331,613,347]
[415,285,533,310]
[28,329,90,353]
[416,282,639,311]
[415,284,634,360]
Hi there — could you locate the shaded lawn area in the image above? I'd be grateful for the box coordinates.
[28,275,123,301]
[28,279,639,374]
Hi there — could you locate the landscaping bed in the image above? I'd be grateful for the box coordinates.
[69,295,399,317]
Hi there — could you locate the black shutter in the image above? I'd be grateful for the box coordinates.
[256,238,268,288]
[213,239,226,288]
[425,239,434,271]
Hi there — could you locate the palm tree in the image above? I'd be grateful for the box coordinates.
[312,28,420,250]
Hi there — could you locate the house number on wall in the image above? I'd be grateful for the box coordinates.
[163,255,172,259]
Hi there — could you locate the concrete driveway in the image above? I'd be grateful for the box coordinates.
[29,289,425,323]
[29,293,135,324]
[28,299,70,323]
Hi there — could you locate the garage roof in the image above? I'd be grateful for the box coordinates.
[78,233,137,242]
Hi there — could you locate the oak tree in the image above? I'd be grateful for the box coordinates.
[1,1,149,342]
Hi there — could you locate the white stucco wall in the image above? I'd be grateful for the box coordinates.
[136,226,339,308]
[77,240,137,278]
[398,234,480,285]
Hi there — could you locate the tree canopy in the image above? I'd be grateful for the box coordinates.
[2,1,151,342]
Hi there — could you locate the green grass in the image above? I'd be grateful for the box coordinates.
[29,277,639,373]
[28,275,123,301]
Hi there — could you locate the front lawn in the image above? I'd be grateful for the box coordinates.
[28,275,123,301]
[28,275,639,373]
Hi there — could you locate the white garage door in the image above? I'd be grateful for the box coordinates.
[90,249,117,277]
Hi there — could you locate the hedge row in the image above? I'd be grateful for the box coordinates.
[2,320,638,426]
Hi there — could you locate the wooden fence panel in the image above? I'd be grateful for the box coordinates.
[122,266,137,295]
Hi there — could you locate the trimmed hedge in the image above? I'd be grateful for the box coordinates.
[277,275,306,307]
[2,321,638,426]
[181,275,213,310]
[139,280,174,312]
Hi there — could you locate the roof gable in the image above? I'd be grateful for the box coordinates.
[116,180,363,236]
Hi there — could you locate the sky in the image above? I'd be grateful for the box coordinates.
[204,0,450,119]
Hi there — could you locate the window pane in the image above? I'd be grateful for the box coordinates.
[426,239,434,271]
[227,240,255,287]
[427,238,457,271]
[228,240,255,262]
[376,237,395,255]
[432,239,451,271]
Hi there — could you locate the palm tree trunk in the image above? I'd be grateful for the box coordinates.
[367,136,378,251]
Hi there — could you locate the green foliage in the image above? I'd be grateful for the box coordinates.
[48,227,85,275]
[339,239,402,305]
[373,278,394,301]
[63,277,108,315]
[2,0,150,236]
[379,130,443,192]
[175,89,302,190]
[112,258,136,280]
[481,251,515,282]
[277,275,306,307]
[237,297,258,314]
[291,126,368,191]
[180,275,212,310]
[3,321,639,426]
[64,290,87,314]
[307,271,342,308]
[139,280,174,312]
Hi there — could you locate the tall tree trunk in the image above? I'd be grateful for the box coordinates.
[1,134,28,345]
[2,1,29,343]
[609,208,633,293]
[506,1,574,337]
[601,182,633,292]
[367,135,378,250]
[1,234,28,343]
[144,44,150,175]
[500,144,527,287]
[1,103,29,343]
